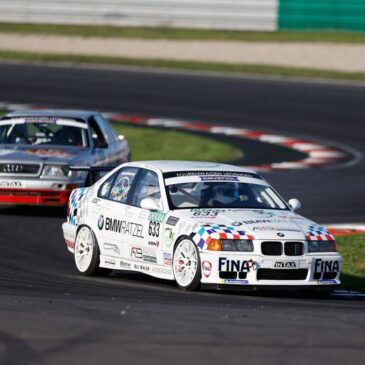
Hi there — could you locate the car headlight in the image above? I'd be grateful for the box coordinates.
[42,165,69,178]
[307,240,337,252]
[207,239,253,252]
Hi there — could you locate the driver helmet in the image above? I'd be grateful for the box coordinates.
[212,182,239,204]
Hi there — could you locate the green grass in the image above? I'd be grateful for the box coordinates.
[1,22,365,43]
[337,234,365,292]
[1,50,365,81]
[112,123,241,162]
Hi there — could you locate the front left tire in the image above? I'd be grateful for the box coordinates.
[173,237,202,291]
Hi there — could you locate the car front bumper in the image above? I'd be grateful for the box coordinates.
[0,178,84,206]
[199,251,342,288]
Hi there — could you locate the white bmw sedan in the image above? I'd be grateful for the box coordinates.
[62,161,342,292]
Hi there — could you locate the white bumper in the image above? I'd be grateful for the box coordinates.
[62,222,78,253]
[200,251,342,288]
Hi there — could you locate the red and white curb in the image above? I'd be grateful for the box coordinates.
[0,101,350,171]
[326,223,365,237]
[107,112,348,171]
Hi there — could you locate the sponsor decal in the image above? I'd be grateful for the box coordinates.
[164,171,262,179]
[200,176,239,182]
[190,209,224,218]
[25,116,56,124]
[164,228,175,247]
[0,181,22,187]
[319,279,337,284]
[103,242,120,254]
[131,246,143,259]
[251,210,276,218]
[120,260,131,269]
[149,211,166,222]
[152,267,172,275]
[275,227,301,232]
[242,219,273,225]
[26,149,72,157]
[274,262,297,269]
[277,232,285,237]
[218,258,254,272]
[131,246,157,263]
[148,240,160,247]
[314,259,340,273]
[142,248,157,263]
[164,253,173,266]
[148,221,160,237]
[202,261,212,278]
[134,263,150,272]
[253,226,275,231]
[99,216,144,238]
[98,214,105,230]
[104,258,116,266]
[166,216,179,226]
[224,279,249,285]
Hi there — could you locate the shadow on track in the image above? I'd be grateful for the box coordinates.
[0,205,66,218]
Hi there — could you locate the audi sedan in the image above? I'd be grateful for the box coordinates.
[0,110,130,205]
[62,160,342,292]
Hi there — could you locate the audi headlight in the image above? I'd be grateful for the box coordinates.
[307,240,337,252]
[221,239,254,252]
[42,165,69,178]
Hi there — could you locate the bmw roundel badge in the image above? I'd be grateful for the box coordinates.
[277,232,285,237]
[98,214,104,230]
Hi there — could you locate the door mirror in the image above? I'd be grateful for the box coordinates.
[140,197,161,211]
[288,198,301,211]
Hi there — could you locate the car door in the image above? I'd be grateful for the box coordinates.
[126,168,167,271]
[94,166,141,267]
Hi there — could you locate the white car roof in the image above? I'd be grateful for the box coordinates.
[128,160,258,174]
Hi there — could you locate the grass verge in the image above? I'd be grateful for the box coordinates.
[112,123,241,162]
[1,50,365,81]
[1,23,365,43]
[336,234,365,292]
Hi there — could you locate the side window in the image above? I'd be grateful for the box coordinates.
[89,116,107,148]
[98,172,117,199]
[132,170,161,208]
[95,115,117,143]
[109,167,139,204]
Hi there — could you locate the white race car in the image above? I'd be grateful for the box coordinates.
[62,161,342,292]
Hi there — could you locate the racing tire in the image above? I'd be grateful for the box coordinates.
[74,226,111,276]
[173,237,202,291]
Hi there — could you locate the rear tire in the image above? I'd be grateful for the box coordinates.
[74,226,111,276]
[173,238,201,291]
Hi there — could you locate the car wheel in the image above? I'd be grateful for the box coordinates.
[173,238,202,291]
[74,226,111,276]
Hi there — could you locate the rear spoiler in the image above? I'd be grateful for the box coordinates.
[69,166,115,187]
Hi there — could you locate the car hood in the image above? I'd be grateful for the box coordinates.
[170,208,331,241]
[0,145,89,164]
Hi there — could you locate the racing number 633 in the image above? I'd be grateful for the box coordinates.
[149,222,160,237]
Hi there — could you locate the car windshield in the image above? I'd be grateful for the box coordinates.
[0,117,89,147]
[166,181,289,210]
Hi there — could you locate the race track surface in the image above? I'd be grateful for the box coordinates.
[0,62,364,365]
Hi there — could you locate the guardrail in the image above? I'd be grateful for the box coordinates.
[0,0,278,31]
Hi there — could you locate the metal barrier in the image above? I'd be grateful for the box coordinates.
[0,0,278,31]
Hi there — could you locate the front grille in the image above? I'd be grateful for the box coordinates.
[285,242,304,256]
[0,163,40,175]
[257,269,308,281]
[261,241,282,256]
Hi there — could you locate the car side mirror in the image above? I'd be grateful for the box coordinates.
[288,198,301,211]
[140,197,161,211]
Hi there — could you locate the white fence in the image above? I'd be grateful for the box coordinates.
[0,0,278,31]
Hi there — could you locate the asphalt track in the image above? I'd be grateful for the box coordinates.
[0,62,364,365]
